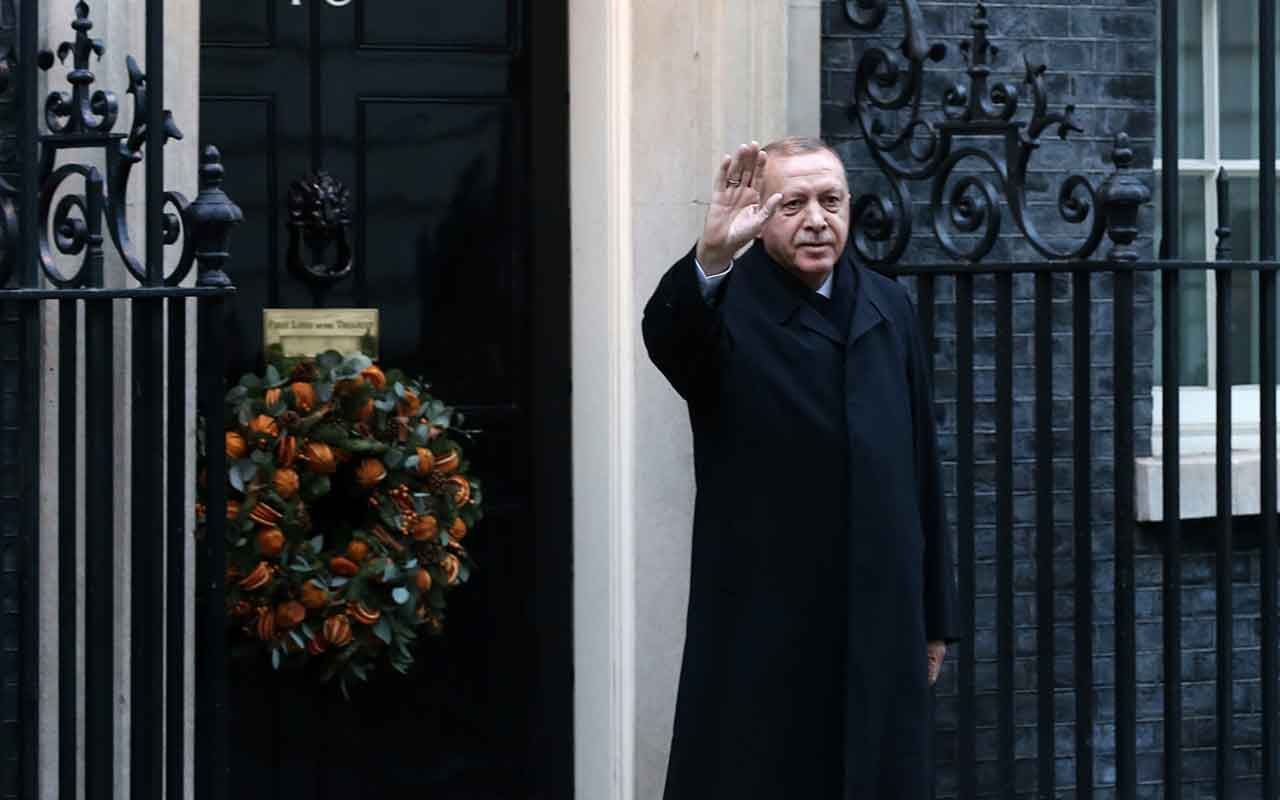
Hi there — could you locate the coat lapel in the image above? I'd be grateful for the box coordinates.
[848,262,889,345]
[741,243,844,345]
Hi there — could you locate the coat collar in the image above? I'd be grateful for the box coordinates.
[741,243,889,346]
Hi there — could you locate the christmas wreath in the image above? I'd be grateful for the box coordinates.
[196,351,482,693]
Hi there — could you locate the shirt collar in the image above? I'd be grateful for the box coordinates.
[815,271,834,299]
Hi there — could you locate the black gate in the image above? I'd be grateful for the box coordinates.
[844,1,1280,797]
[2,2,239,799]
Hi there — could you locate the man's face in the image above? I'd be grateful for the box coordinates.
[758,150,850,287]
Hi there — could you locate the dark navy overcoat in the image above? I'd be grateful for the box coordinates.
[642,242,960,799]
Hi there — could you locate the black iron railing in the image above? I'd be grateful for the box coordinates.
[3,2,239,799]
[844,1,1280,798]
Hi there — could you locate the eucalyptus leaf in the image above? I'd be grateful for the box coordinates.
[372,617,392,644]
[240,374,262,391]
[308,534,324,553]
[226,385,249,403]
[234,461,259,488]
[404,455,419,472]
[391,587,410,605]
[342,438,388,455]
[271,648,280,670]
[317,350,343,370]
[289,630,306,649]
[229,464,245,493]
[264,365,283,387]
[404,558,418,569]
[458,563,471,583]
[315,381,335,403]
[300,622,314,639]
[237,403,254,426]
[329,577,349,588]
[393,382,406,399]
[344,353,373,373]
[381,562,398,583]
[250,449,273,466]
[384,448,405,469]
[374,397,397,412]
[414,424,430,444]
[351,662,368,681]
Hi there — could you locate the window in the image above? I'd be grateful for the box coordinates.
[1153,0,1280,457]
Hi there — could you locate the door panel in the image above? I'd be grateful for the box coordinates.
[357,1,514,49]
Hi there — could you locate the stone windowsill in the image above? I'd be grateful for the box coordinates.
[1135,451,1277,522]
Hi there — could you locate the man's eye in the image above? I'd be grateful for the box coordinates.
[784,200,804,211]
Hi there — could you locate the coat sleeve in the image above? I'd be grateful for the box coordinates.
[641,246,732,406]
[904,292,962,645]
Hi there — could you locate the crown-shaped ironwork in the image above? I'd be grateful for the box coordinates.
[845,0,1148,265]
[0,0,237,289]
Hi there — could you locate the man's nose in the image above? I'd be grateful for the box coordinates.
[803,201,826,229]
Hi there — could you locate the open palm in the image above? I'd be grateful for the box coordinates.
[696,142,783,272]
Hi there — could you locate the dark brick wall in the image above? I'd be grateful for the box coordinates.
[817,1,1274,797]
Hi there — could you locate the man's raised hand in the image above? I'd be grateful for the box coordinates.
[695,141,784,275]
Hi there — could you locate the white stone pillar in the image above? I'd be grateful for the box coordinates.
[570,1,821,797]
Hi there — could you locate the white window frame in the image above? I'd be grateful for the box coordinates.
[1151,0,1279,458]
[1141,0,1280,520]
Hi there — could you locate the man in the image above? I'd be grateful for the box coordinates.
[642,137,960,799]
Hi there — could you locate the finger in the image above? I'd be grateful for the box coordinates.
[746,145,767,189]
[726,143,751,188]
[738,142,760,189]
[714,154,731,193]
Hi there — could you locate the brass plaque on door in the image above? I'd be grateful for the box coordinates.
[263,308,379,360]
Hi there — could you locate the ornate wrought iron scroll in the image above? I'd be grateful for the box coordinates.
[845,0,1149,265]
[0,0,216,288]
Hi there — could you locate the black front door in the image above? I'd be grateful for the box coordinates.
[199,2,570,797]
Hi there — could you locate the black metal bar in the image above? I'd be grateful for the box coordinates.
[0,286,235,300]
[140,8,170,790]
[1159,0,1180,260]
[996,273,1014,800]
[131,296,165,800]
[17,300,39,800]
[16,0,41,794]
[1113,268,1137,800]
[195,296,229,800]
[889,260,1280,277]
[1161,265,1184,800]
[145,0,165,287]
[57,299,77,800]
[1033,270,1054,800]
[1158,16,1186,791]
[166,298,187,800]
[1214,169,1234,800]
[84,297,114,800]
[956,273,976,800]
[1262,265,1278,800]
[1073,271,1094,800]
[1259,2,1278,796]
